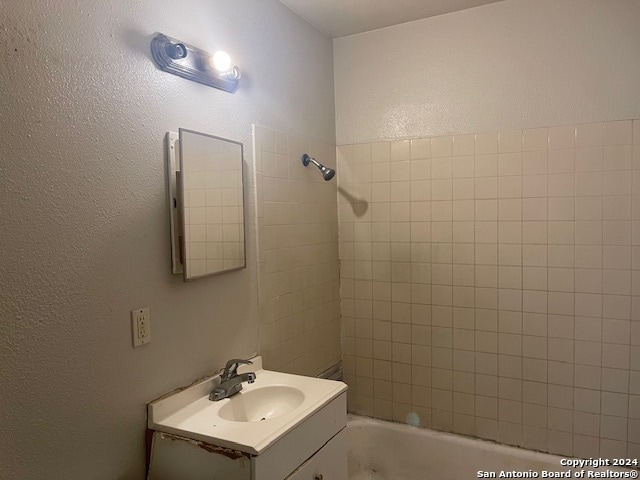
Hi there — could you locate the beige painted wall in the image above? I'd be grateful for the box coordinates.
[334,0,640,145]
[0,1,334,478]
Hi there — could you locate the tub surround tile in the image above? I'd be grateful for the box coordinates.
[338,118,640,460]
[255,126,340,377]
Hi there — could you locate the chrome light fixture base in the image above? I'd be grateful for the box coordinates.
[151,33,240,93]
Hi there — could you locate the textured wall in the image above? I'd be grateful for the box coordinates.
[0,1,334,478]
[254,126,341,376]
[334,0,640,145]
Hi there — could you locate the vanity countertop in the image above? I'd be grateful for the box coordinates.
[148,357,347,455]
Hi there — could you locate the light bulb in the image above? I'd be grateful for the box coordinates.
[210,51,231,72]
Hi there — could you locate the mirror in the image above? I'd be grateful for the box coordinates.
[166,129,246,281]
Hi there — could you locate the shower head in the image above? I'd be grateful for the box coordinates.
[301,154,335,181]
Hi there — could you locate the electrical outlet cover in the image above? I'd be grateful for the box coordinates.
[131,308,151,347]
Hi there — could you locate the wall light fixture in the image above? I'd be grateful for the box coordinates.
[151,33,241,93]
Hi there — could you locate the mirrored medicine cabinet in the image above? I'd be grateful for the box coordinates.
[166,129,246,281]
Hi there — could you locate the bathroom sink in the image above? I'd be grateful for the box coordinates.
[148,356,347,455]
[217,385,305,422]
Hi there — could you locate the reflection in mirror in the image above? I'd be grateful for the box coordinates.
[179,129,245,280]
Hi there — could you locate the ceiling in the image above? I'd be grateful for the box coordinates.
[279,0,505,38]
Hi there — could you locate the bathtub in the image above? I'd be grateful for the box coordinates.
[347,415,632,480]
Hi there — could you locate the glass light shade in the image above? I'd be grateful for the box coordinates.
[211,51,232,72]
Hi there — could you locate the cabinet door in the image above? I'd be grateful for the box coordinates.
[148,431,251,480]
[286,429,347,480]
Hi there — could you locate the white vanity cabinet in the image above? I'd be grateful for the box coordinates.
[147,363,347,480]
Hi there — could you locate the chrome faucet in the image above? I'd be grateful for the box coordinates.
[209,358,256,401]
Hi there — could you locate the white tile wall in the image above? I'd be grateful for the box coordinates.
[254,125,341,376]
[339,119,640,458]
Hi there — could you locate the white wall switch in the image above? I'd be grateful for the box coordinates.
[131,307,151,347]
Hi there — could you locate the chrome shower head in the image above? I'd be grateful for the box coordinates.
[302,154,335,181]
[321,166,336,181]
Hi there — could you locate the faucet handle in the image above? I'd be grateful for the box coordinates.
[223,358,253,379]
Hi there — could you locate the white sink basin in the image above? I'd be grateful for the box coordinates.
[148,357,347,455]
[218,385,305,422]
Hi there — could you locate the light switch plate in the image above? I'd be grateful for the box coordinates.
[131,307,151,347]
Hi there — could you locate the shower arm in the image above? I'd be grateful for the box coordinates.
[305,156,322,168]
